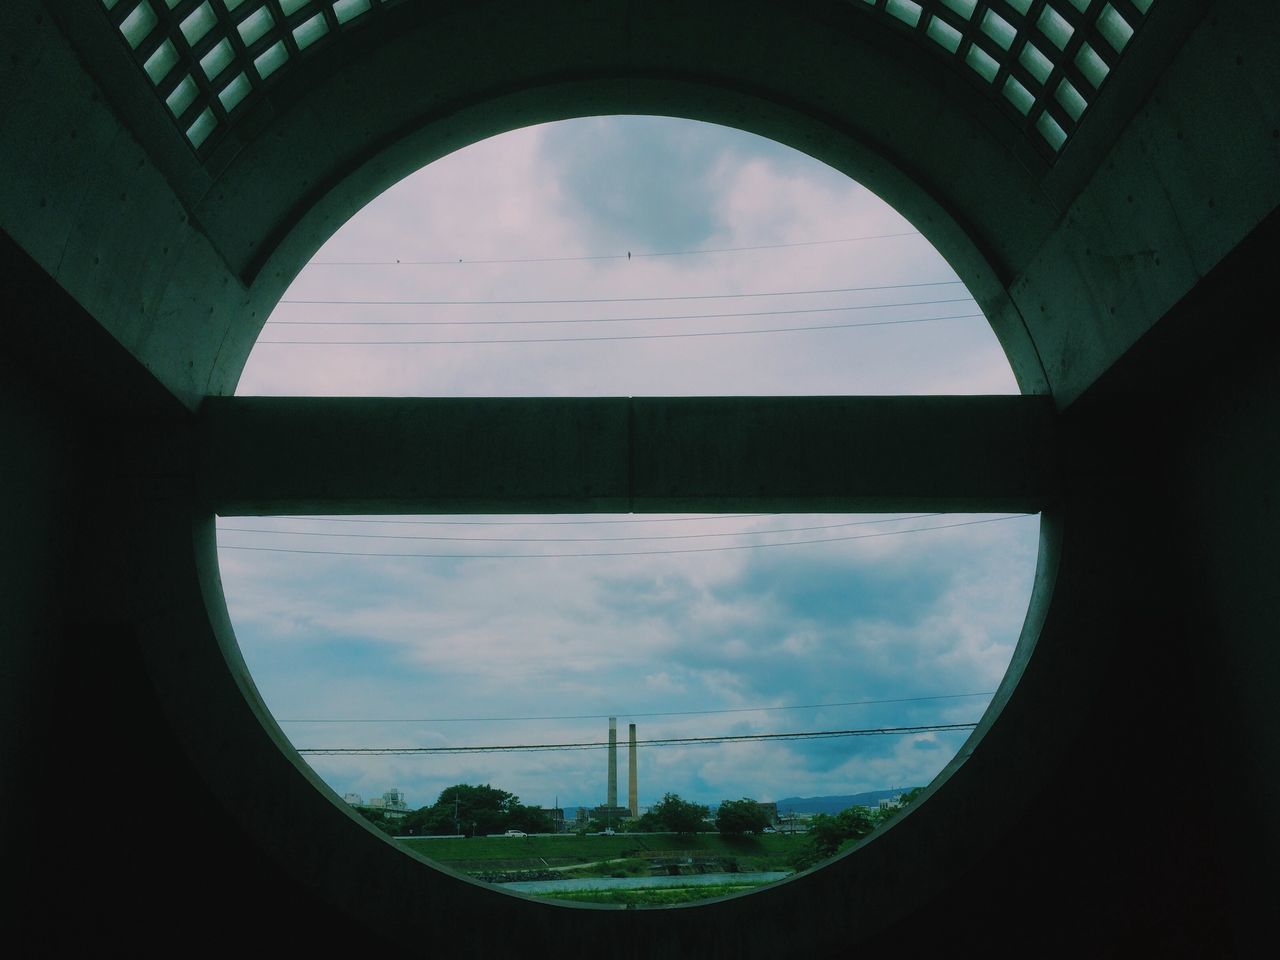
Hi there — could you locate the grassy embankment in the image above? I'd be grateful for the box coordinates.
[536,883,769,906]
[399,832,802,872]
[396,834,806,906]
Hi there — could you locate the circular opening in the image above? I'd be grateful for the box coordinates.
[238,115,1016,397]
[217,116,1041,907]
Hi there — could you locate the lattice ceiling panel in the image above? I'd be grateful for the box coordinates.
[99,0,400,151]
[856,0,1156,154]
[99,0,1156,159]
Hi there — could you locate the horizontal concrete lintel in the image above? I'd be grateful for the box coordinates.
[199,395,1058,515]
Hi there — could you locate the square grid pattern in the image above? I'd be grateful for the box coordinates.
[856,0,1156,155]
[99,0,1155,160]
[98,0,400,153]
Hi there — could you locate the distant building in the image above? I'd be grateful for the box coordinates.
[777,812,814,834]
[361,787,410,820]
[590,804,631,827]
[342,793,363,806]
[381,787,407,810]
[536,807,566,833]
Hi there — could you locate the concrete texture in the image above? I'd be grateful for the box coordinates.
[3,0,1278,956]
[196,395,1057,515]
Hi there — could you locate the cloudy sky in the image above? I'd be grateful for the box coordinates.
[217,116,1039,815]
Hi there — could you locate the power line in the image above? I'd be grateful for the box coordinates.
[262,296,976,327]
[220,514,940,545]
[279,692,996,724]
[255,312,982,346]
[277,279,965,307]
[217,515,1029,560]
[306,231,924,266]
[252,514,775,527]
[295,723,979,755]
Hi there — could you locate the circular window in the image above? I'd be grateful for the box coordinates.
[216,116,1042,906]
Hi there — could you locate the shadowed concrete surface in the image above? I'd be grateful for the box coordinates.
[3,1,1279,955]
[197,395,1057,515]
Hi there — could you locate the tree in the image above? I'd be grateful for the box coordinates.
[873,786,925,827]
[808,806,875,858]
[506,803,554,834]
[355,806,398,836]
[648,793,710,834]
[716,798,772,837]
[630,810,664,833]
[399,783,551,836]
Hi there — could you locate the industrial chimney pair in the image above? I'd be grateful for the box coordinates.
[607,717,638,817]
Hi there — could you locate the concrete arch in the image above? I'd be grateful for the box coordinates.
[4,0,1280,955]
[20,0,1272,407]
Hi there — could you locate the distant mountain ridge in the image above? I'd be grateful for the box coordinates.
[566,789,920,821]
[773,789,919,815]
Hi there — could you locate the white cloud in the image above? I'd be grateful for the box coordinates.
[237,116,1015,398]
[221,117,1036,808]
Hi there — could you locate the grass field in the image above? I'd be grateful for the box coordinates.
[396,833,807,905]
[397,832,805,869]
[528,882,774,906]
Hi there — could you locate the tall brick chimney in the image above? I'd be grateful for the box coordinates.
[607,717,617,808]
[628,723,638,817]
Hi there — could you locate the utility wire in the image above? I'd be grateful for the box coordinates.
[279,691,996,724]
[256,312,982,346]
[263,297,975,327]
[307,231,924,266]
[221,514,939,545]
[277,279,965,307]
[252,514,775,527]
[217,515,1028,560]
[295,723,978,755]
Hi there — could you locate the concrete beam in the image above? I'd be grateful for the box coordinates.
[198,395,1057,515]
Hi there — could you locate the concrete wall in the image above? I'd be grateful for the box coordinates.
[2,0,1278,955]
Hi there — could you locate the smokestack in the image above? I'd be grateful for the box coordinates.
[607,717,618,807]
[628,723,638,817]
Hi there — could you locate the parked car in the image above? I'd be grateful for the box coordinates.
[503,830,527,837]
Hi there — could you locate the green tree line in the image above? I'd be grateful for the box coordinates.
[799,787,926,865]
[359,783,554,837]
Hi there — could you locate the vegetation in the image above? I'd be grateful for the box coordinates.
[631,793,710,834]
[807,806,876,859]
[391,784,930,886]
[532,882,775,906]
[398,783,553,837]
[355,806,399,836]
[796,787,927,867]
[715,798,773,837]
[877,786,925,824]
[576,817,623,835]
[399,831,802,874]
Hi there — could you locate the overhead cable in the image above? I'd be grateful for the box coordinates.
[217,514,1029,560]
[279,691,997,724]
[220,514,940,545]
[256,311,983,346]
[295,723,979,755]
[306,230,924,266]
[256,514,775,527]
[277,279,965,307]
[263,296,976,326]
